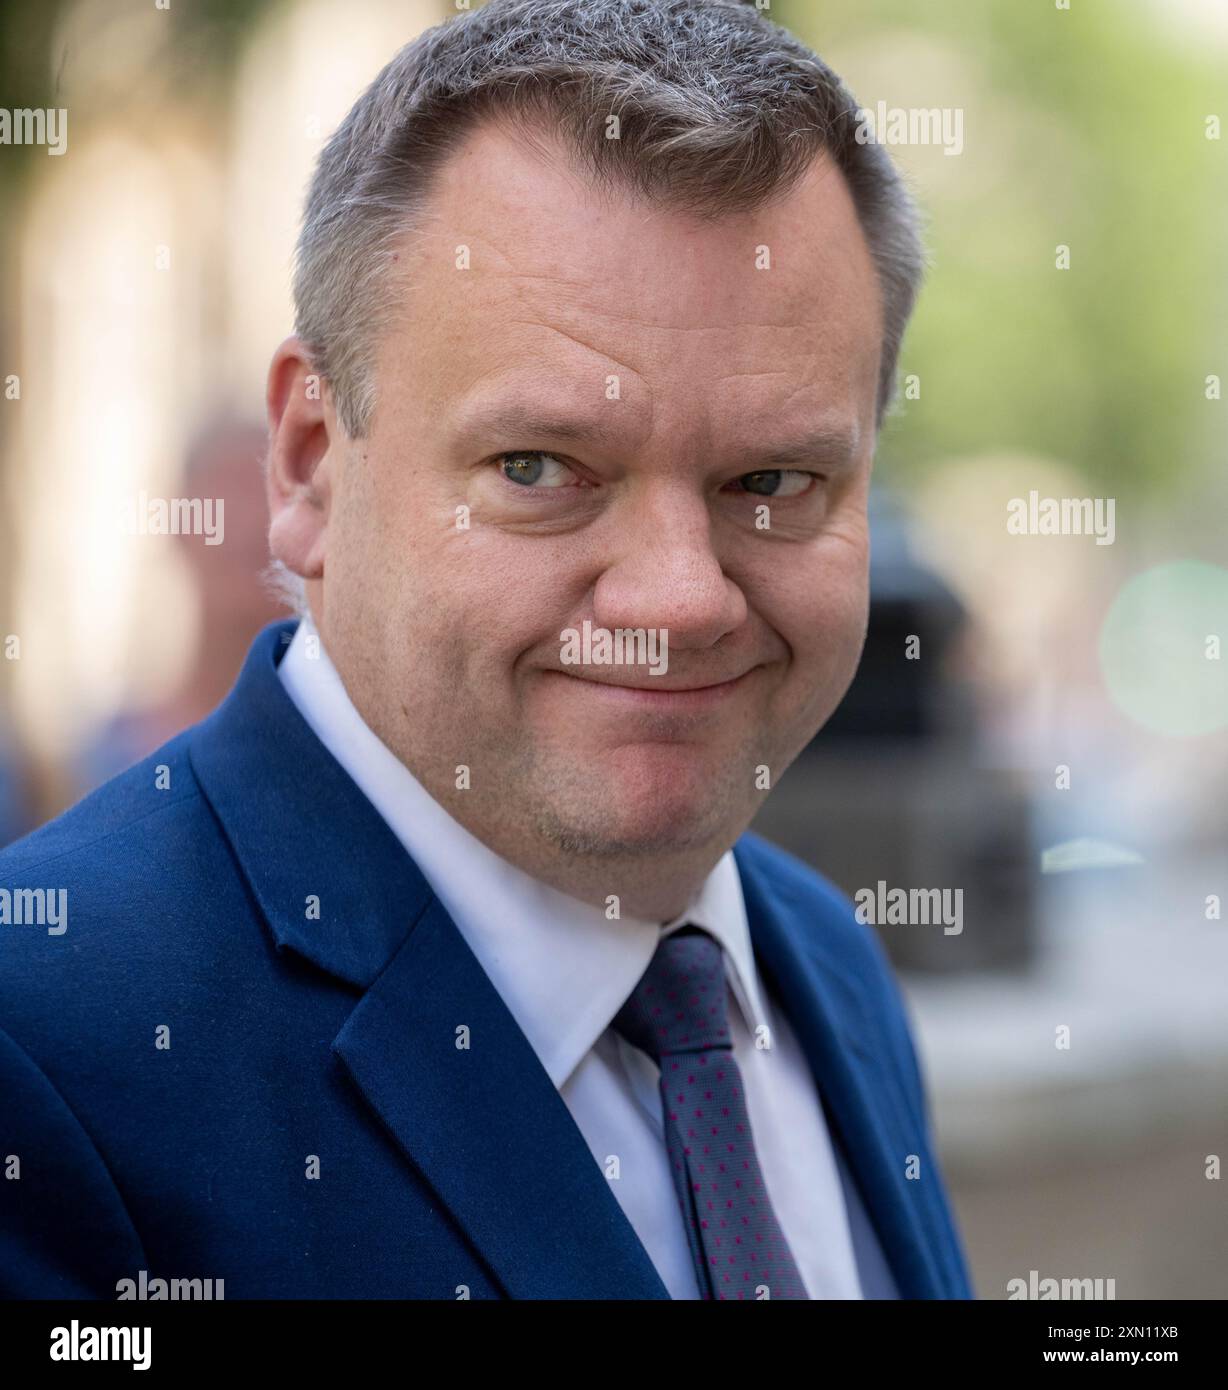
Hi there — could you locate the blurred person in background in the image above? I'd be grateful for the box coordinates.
[72,415,286,793]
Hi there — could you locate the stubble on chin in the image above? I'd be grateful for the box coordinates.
[515,722,780,865]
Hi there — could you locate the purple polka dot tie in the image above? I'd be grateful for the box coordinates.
[613,925,809,1300]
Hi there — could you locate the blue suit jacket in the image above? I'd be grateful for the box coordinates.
[0,620,973,1299]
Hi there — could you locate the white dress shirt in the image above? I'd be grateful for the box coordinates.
[277,618,884,1299]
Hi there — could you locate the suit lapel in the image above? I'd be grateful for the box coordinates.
[333,896,669,1299]
[735,837,952,1298]
[190,620,669,1300]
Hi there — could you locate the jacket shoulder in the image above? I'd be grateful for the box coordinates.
[0,728,230,1051]
[0,729,202,881]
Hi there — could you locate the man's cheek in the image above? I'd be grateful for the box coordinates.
[781,578,865,655]
[784,608,865,712]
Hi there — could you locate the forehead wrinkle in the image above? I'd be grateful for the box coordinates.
[517,287,823,330]
[713,368,793,383]
[504,316,650,388]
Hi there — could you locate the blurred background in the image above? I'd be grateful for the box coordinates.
[0,0,1224,1297]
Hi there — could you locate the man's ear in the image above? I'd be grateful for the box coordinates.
[265,336,337,584]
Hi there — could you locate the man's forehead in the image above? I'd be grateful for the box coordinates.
[409,118,879,315]
[379,119,883,434]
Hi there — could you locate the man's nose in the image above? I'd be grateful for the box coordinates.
[590,490,747,651]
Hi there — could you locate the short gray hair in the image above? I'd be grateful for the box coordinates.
[293,0,925,444]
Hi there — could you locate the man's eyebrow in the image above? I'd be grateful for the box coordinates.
[452,402,629,447]
[737,425,861,472]
[451,403,861,468]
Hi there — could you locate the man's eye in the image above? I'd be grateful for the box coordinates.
[498,451,574,488]
[733,469,817,498]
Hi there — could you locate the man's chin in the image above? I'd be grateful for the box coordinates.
[532,772,746,861]
[535,809,727,861]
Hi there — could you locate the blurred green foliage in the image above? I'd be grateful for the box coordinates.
[778,0,1226,496]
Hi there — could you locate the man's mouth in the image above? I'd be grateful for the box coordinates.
[543,666,760,711]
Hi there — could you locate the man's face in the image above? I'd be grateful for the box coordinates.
[310,120,882,886]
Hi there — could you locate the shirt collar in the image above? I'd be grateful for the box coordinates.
[277,618,768,1087]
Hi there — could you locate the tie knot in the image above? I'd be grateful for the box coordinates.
[612,925,731,1063]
